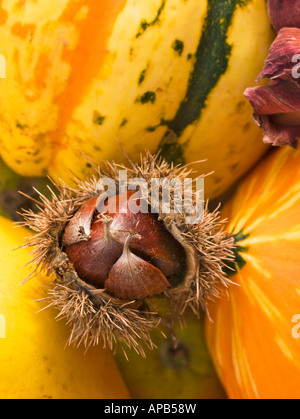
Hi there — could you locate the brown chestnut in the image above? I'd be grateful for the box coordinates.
[62,190,187,299]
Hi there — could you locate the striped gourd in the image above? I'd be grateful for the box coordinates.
[206,146,300,399]
[0,0,273,198]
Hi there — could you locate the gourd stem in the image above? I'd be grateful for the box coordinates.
[224,231,249,277]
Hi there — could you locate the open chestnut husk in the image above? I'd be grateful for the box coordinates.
[21,152,234,355]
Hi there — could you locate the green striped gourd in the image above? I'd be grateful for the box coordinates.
[0,0,273,198]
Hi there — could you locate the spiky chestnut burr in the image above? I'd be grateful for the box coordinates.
[20,152,234,355]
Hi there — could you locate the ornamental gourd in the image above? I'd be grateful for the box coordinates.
[206,146,300,399]
[0,0,273,199]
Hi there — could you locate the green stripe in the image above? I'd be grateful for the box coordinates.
[158,0,250,165]
[136,0,166,38]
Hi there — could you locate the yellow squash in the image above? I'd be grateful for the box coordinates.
[0,0,273,198]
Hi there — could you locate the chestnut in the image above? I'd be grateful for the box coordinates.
[21,152,234,354]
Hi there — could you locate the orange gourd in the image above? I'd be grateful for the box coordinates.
[206,146,300,399]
